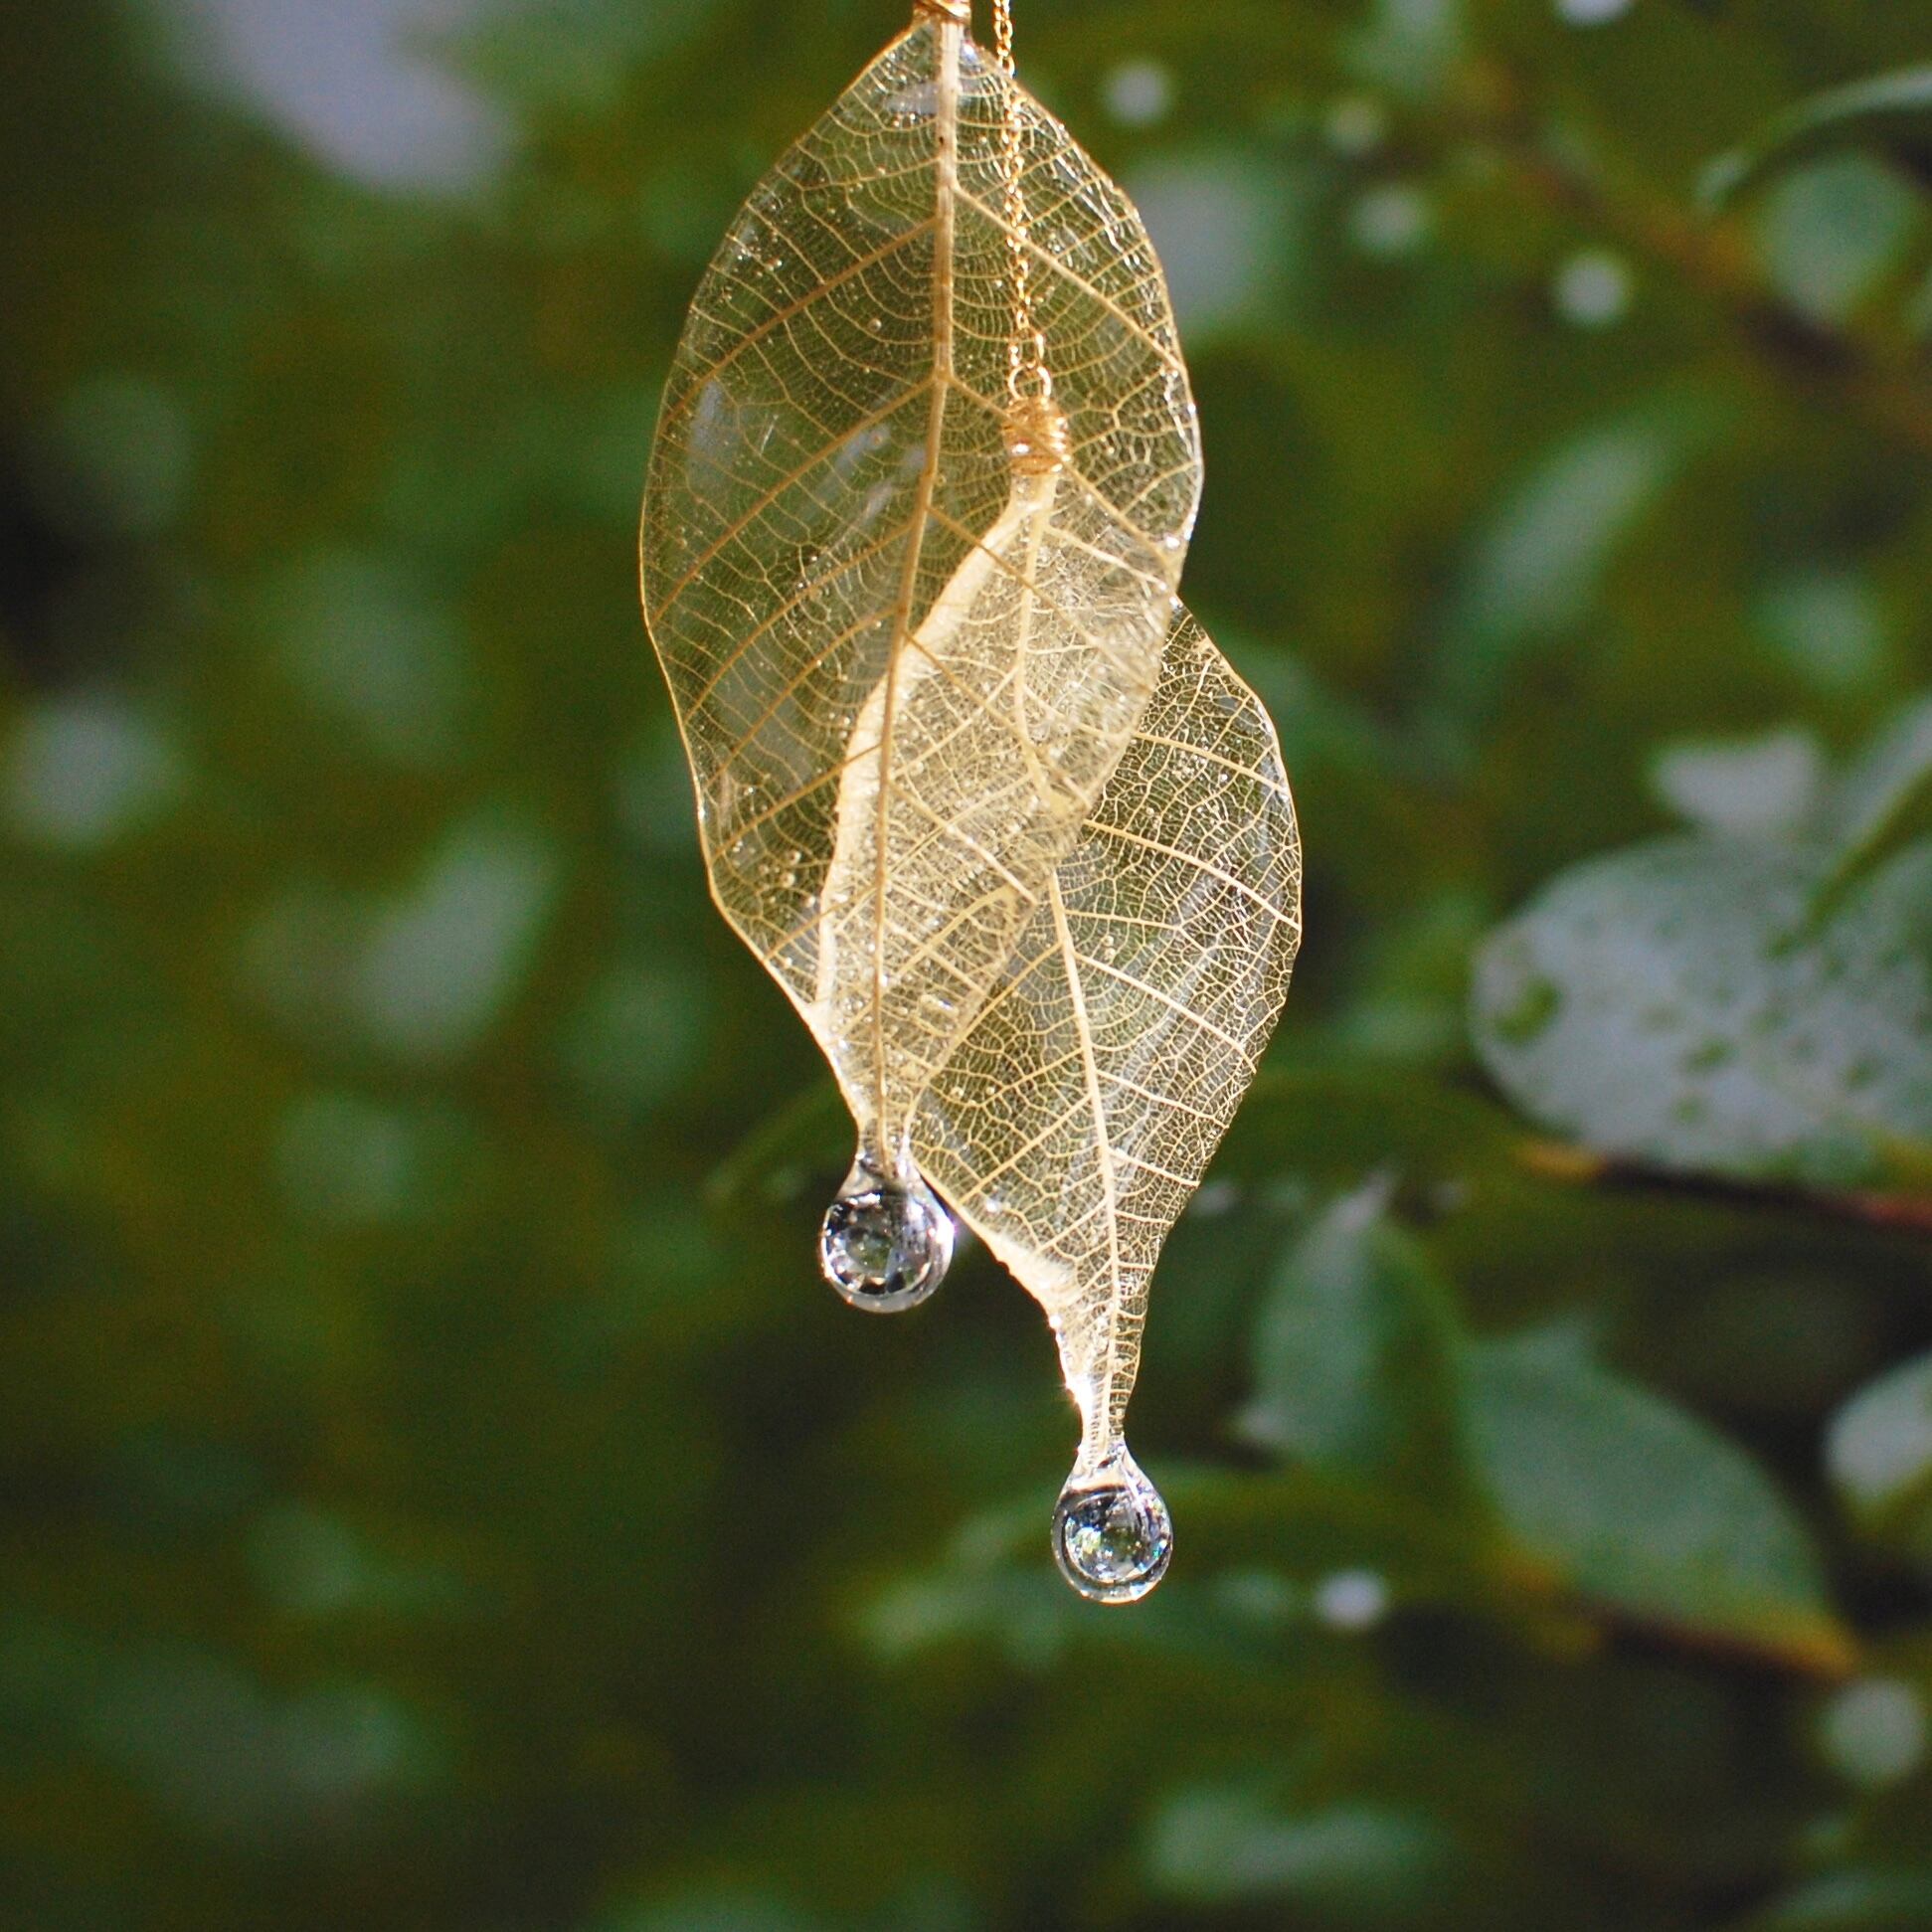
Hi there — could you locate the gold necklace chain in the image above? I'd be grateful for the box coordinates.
[990,0,1050,408]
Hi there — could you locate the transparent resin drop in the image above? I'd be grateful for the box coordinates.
[819,1156,955,1314]
[1052,1447,1172,1605]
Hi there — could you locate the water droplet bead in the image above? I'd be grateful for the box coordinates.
[1052,1451,1172,1604]
[819,1163,954,1314]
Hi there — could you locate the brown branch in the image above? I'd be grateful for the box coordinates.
[1032,8,1932,452]
[1437,61,1932,459]
[1519,1140,1932,1240]
[1577,1591,1860,1683]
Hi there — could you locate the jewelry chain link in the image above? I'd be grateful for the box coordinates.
[991,0,1050,405]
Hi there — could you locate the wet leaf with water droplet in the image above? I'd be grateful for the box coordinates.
[1472,834,1932,1189]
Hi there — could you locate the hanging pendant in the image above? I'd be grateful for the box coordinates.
[641,0,1300,1601]
[914,611,1301,1602]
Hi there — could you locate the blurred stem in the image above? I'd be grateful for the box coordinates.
[1809,759,1932,930]
[1028,5,1932,456]
[1575,1593,1859,1682]
[1442,62,1932,458]
[1520,1140,1932,1241]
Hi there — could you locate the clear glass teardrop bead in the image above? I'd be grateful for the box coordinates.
[1052,1446,1172,1604]
[818,1157,954,1314]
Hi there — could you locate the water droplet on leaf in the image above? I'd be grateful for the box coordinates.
[819,1159,954,1314]
[1052,1447,1172,1604]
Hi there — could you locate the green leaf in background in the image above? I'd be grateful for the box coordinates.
[242,808,566,1065]
[1818,698,1932,910]
[1701,66,1932,208]
[1229,1183,1844,1668]
[1146,1785,1460,1918]
[1432,397,1716,731]
[1738,1869,1932,1932]
[3,694,185,851]
[1827,1352,1932,1565]
[1237,1187,1475,1512]
[1467,1339,1849,1673]
[703,1078,846,1210]
[1650,728,1826,841]
[1752,155,1924,329]
[591,1891,821,1932]
[1217,1065,1526,1191]
[1344,0,1467,103]
[1471,833,1932,1190]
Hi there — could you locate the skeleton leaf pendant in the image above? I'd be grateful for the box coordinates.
[641,0,1301,1601]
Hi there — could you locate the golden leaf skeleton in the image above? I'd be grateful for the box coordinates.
[641,0,1301,1602]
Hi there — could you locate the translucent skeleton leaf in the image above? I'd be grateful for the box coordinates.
[640,5,1201,1196]
[642,3,1297,1602]
[915,611,1302,1596]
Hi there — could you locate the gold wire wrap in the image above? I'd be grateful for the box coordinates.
[912,0,970,24]
[1005,394,1072,475]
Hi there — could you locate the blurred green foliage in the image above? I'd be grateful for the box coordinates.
[3,1,1932,1927]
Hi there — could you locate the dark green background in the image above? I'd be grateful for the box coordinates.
[4,1,1932,1927]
